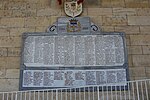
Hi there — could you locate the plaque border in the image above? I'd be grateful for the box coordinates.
[19,32,129,91]
[19,68,130,91]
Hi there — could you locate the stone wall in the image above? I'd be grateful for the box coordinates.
[0,0,150,92]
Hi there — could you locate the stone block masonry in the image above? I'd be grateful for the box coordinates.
[0,0,150,91]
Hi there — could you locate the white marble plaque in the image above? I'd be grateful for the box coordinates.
[22,69,127,87]
[24,35,125,67]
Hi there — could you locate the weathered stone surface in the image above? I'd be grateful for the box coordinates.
[127,46,142,54]
[102,16,127,26]
[5,1,26,10]
[128,54,133,67]
[26,0,39,4]
[12,9,36,17]
[0,57,20,70]
[125,0,149,8]
[84,0,100,7]
[90,16,102,26]
[111,0,125,7]
[50,16,58,25]
[0,28,10,36]
[0,10,12,17]
[35,26,48,32]
[88,8,112,16]
[12,10,26,17]
[9,27,35,36]
[0,18,10,28]
[0,36,21,47]
[0,68,5,78]
[0,48,7,56]
[133,55,150,67]
[0,2,3,10]
[26,2,37,10]
[101,0,111,7]
[134,77,148,80]
[81,8,88,16]
[6,69,19,78]
[115,26,140,34]
[130,35,150,45]
[129,67,146,77]
[50,0,61,9]
[6,57,20,69]
[1,18,24,28]
[25,17,50,27]
[113,8,137,16]
[145,67,150,78]
[24,17,38,27]
[9,18,24,27]
[26,9,37,17]
[7,48,21,57]
[125,35,130,46]
[60,8,65,16]
[140,26,150,34]
[37,8,61,16]
[0,79,19,92]
[128,16,150,25]
[137,8,150,16]
[142,46,150,54]
[101,26,115,32]
[37,0,52,9]
[0,57,7,68]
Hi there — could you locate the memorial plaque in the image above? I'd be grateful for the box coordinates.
[22,69,127,88]
[23,34,125,67]
[19,17,129,91]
